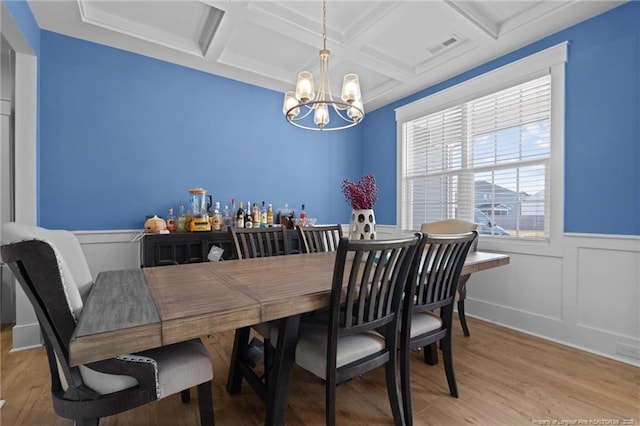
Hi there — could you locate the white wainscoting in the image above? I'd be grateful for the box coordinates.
[377,225,640,366]
[13,226,638,367]
[74,230,143,277]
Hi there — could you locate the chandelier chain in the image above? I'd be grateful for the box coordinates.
[322,0,327,51]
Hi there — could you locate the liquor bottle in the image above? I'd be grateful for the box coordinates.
[231,199,237,228]
[212,201,222,231]
[245,207,253,228]
[167,207,176,232]
[253,203,260,227]
[260,201,267,228]
[299,204,307,226]
[223,204,231,229]
[287,204,295,227]
[266,204,274,226]
[176,201,187,232]
[236,201,244,229]
[245,201,252,228]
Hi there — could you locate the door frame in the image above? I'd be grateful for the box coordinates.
[1,2,40,350]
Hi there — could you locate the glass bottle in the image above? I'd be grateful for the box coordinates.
[253,203,260,227]
[236,201,244,229]
[267,204,274,226]
[212,201,221,231]
[223,204,231,229]
[245,201,252,228]
[299,203,307,226]
[260,201,267,228]
[167,207,176,232]
[176,201,187,232]
[231,198,237,227]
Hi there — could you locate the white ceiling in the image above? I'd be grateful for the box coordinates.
[27,0,624,112]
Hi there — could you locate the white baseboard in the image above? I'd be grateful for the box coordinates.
[11,322,41,350]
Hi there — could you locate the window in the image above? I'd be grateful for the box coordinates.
[396,43,567,241]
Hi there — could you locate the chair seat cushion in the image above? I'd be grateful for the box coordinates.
[294,324,385,380]
[83,339,213,399]
[410,312,442,338]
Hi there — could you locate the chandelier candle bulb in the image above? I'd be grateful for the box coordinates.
[348,99,364,121]
[341,74,361,103]
[283,91,300,119]
[296,72,314,102]
[315,104,329,127]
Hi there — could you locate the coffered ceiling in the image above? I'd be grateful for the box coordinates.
[27,0,624,111]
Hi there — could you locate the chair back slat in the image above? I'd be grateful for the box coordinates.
[297,224,343,254]
[229,227,290,259]
[332,236,420,336]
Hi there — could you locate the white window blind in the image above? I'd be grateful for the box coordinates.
[401,75,551,239]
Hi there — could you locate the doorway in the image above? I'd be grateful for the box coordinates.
[0,35,15,324]
[0,3,39,350]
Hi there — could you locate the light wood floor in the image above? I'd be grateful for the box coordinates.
[1,317,638,425]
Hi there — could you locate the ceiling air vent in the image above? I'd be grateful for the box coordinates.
[427,35,461,55]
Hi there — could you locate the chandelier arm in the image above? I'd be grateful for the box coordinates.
[287,100,364,124]
[286,117,360,131]
[291,106,315,121]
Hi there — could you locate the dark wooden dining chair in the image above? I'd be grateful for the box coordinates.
[0,222,214,426]
[229,225,290,259]
[290,235,421,426]
[400,231,477,425]
[227,226,291,401]
[421,219,479,337]
[296,224,343,254]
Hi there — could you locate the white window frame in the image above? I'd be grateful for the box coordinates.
[396,42,567,250]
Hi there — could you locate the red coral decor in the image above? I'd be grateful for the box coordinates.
[341,173,378,210]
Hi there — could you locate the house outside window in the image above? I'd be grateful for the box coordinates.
[396,43,567,242]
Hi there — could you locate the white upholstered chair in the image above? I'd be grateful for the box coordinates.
[0,222,215,425]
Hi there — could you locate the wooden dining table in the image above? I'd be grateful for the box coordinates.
[69,249,509,425]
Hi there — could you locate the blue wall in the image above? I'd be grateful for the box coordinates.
[39,31,363,230]
[11,1,639,235]
[363,1,639,236]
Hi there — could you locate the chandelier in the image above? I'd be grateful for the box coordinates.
[282,0,364,131]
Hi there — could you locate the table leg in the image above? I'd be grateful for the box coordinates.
[266,315,300,426]
[227,327,251,395]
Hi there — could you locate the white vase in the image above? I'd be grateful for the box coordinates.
[349,209,376,240]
